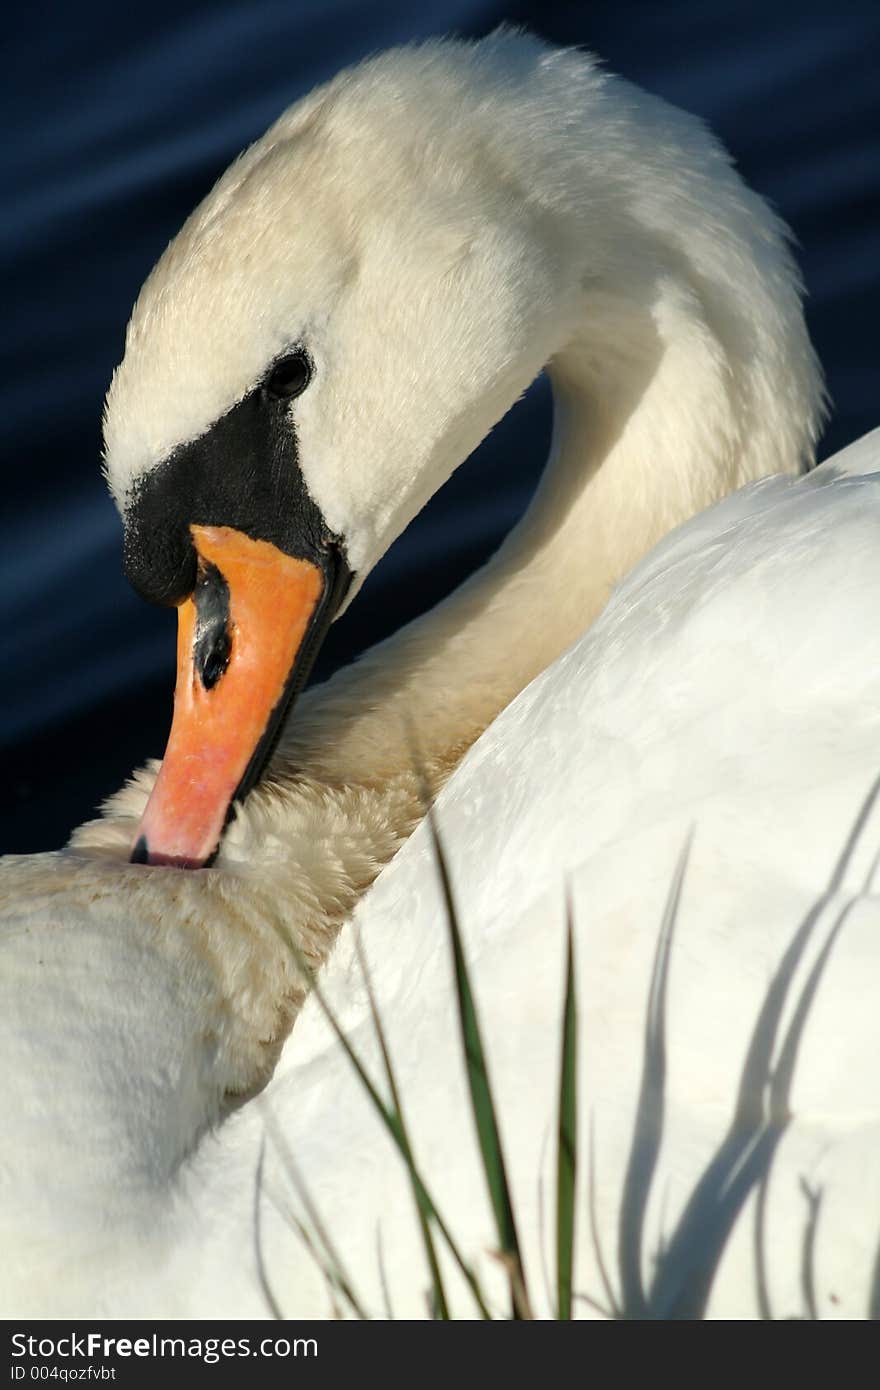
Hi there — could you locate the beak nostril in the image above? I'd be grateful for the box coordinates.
[192,561,233,691]
[198,628,232,690]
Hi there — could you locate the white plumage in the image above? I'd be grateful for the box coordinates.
[1,33,875,1318]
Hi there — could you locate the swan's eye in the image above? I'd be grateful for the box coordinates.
[264,351,312,401]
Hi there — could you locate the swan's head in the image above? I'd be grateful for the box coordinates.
[103,38,576,868]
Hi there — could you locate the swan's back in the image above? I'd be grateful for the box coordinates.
[17,432,873,1319]
[0,31,865,1317]
[227,431,879,1319]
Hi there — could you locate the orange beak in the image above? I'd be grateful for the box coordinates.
[131,524,327,868]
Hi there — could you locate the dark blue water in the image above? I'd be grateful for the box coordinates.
[3,1,878,853]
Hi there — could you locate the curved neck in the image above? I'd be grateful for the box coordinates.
[276,255,818,795]
[83,60,824,903]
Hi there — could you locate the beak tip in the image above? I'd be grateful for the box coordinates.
[130,835,150,865]
[129,833,208,871]
[129,531,333,875]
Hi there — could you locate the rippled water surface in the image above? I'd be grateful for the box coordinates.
[3,1,878,851]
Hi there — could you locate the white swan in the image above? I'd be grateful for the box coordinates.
[3,32,876,1318]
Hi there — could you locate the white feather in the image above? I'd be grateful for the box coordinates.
[2,34,870,1319]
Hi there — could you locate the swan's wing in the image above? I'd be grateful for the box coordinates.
[3,436,879,1318]
[199,445,880,1319]
[0,849,294,1319]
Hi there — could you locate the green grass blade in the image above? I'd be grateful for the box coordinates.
[282,1204,346,1319]
[556,898,578,1319]
[375,1226,394,1320]
[287,935,493,1318]
[260,1109,369,1320]
[354,933,451,1319]
[253,1134,285,1320]
[427,807,532,1318]
[586,1117,621,1317]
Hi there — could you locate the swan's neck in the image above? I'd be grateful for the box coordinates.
[77,67,824,1038]
[77,208,822,1022]
[67,37,827,1114]
[278,261,819,795]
